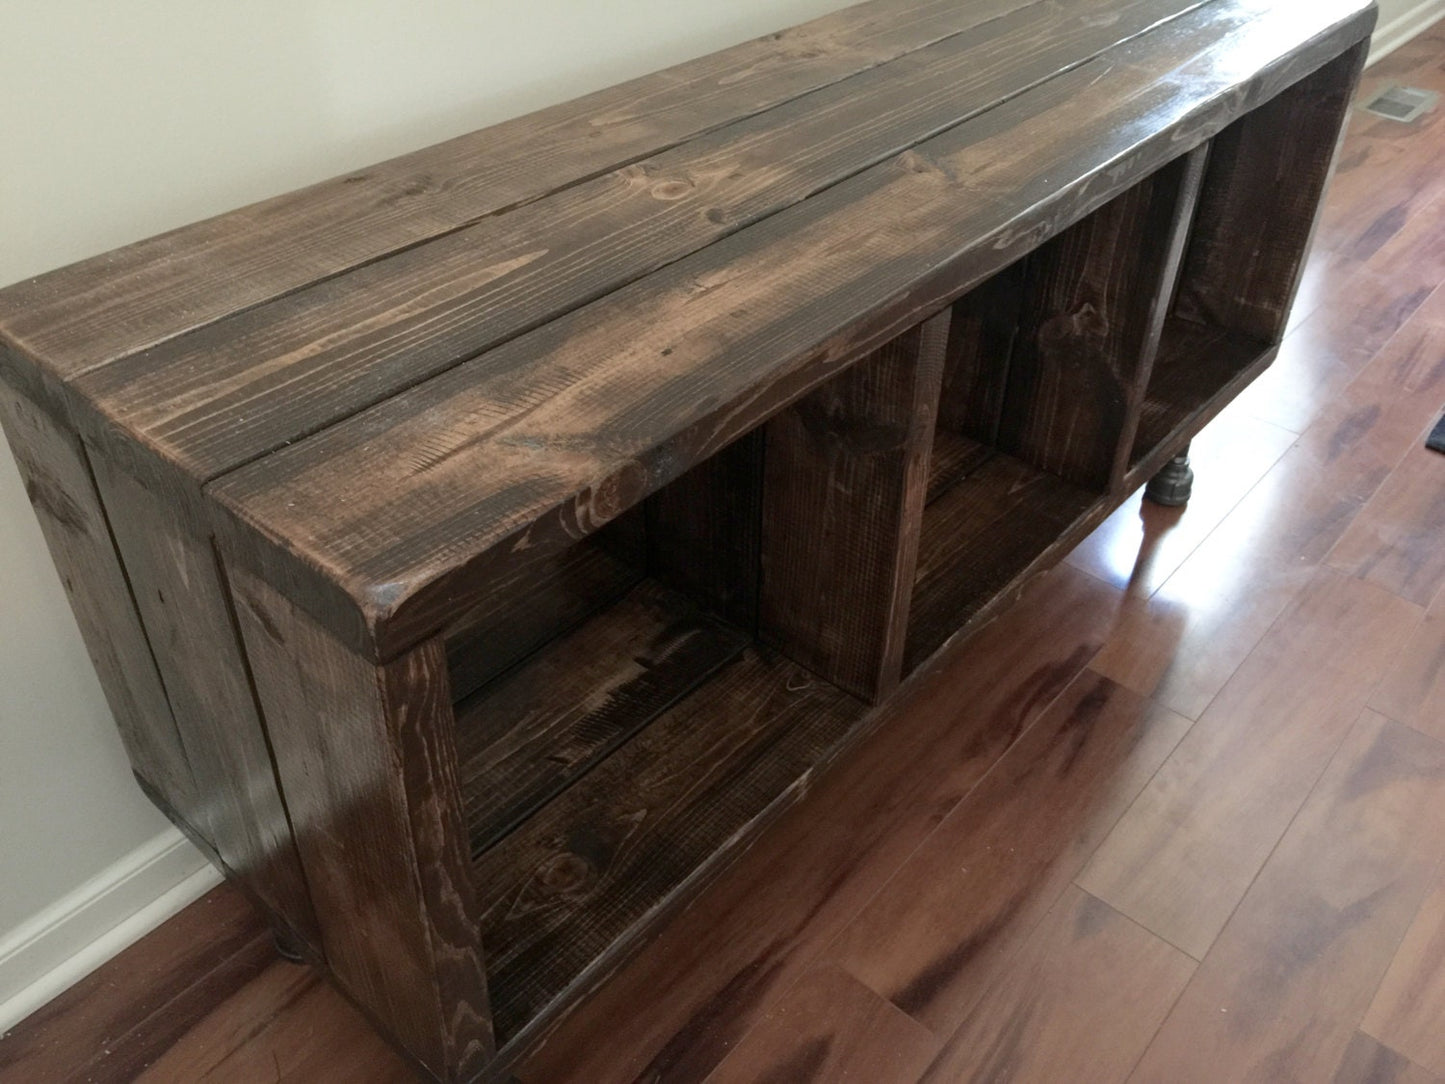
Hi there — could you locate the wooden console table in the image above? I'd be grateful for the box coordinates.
[0,0,1373,1077]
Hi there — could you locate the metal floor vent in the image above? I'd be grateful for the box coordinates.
[1361,84,1440,122]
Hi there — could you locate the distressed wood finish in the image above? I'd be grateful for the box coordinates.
[454,581,750,855]
[473,648,864,1048]
[228,570,493,1081]
[760,312,948,700]
[0,0,1046,391]
[89,457,319,949]
[0,388,196,818]
[1176,40,1368,343]
[206,0,1373,660]
[997,147,1207,491]
[60,0,1211,498]
[0,0,1374,1077]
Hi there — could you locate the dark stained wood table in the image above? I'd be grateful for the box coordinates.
[0,0,1374,1078]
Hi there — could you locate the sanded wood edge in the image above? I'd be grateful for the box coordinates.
[229,567,494,1080]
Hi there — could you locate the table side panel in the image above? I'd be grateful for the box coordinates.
[229,568,493,1081]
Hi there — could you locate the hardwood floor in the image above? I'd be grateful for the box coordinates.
[6,28,1445,1084]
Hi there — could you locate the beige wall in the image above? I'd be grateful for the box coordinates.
[0,0,856,983]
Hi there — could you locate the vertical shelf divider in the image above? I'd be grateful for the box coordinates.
[993,144,1212,496]
[758,309,951,702]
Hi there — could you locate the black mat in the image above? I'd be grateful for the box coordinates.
[1430,409,1445,454]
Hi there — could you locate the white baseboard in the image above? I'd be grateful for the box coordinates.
[1368,0,1445,65]
[0,828,221,1036]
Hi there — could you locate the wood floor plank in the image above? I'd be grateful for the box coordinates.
[1066,405,1297,597]
[1332,1033,1441,1084]
[0,888,267,1083]
[1078,569,1422,959]
[920,886,1195,1084]
[1361,858,1445,1076]
[515,565,1122,1083]
[1327,442,1445,606]
[1091,288,1445,720]
[1087,429,1376,720]
[702,964,940,1084]
[133,962,411,1083]
[827,670,1191,1034]
[1131,712,1445,1083]
[1369,585,1445,740]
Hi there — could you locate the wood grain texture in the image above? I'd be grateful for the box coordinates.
[91,457,318,948]
[473,648,862,1047]
[1369,586,1445,741]
[207,0,1376,659]
[0,888,266,1084]
[998,148,1206,490]
[1134,712,1445,1082]
[454,580,749,855]
[1077,568,1422,959]
[760,311,947,699]
[829,670,1191,1034]
[1362,869,1445,1079]
[132,959,415,1084]
[645,428,765,631]
[1327,442,1445,606]
[0,25,1428,1079]
[703,964,940,1084]
[0,387,197,821]
[906,450,1099,668]
[515,565,1124,1082]
[68,0,1209,492]
[936,258,1026,447]
[920,886,1195,1083]
[229,568,492,1081]
[1175,39,1367,343]
[1128,317,1267,466]
[442,518,644,704]
[0,0,1047,386]
[1364,872,1445,1081]
[925,427,995,504]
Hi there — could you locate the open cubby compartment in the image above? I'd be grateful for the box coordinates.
[444,316,959,1044]
[1128,46,1365,482]
[905,151,1210,671]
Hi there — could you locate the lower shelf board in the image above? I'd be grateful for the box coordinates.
[1130,316,1267,465]
[472,643,864,1045]
[906,450,1098,671]
[455,580,750,856]
[927,428,996,505]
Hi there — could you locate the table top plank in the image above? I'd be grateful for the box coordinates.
[72,0,1204,486]
[207,0,1374,657]
[0,0,1040,385]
